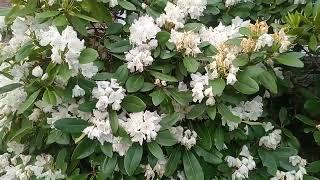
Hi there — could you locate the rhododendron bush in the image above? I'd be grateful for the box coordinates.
[0,0,319,179]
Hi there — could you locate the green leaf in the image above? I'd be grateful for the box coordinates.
[217,104,241,123]
[118,0,136,11]
[140,82,155,92]
[209,78,226,96]
[183,151,204,180]
[295,114,316,127]
[108,40,131,53]
[156,130,177,146]
[165,148,182,177]
[147,142,165,160]
[109,110,119,134]
[214,126,224,150]
[42,89,57,105]
[274,52,304,68]
[258,149,277,175]
[69,12,99,22]
[233,73,259,94]
[313,131,320,144]
[307,160,320,173]
[56,148,67,172]
[113,64,129,84]
[187,104,206,120]
[53,15,68,27]
[309,35,318,51]
[79,48,99,64]
[183,57,199,73]
[207,106,216,120]
[239,27,251,36]
[106,23,123,35]
[148,70,178,82]
[0,83,22,95]
[194,146,222,164]
[121,95,146,112]
[72,138,96,159]
[150,89,166,106]
[258,70,278,94]
[15,42,34,61]
[183,23,203,31]
[101,143,113,157]
[102,156,118,176]
[304,99,320,116]
[18,89,41,114]
[160,113,180,129]
[78,101,96,112]
[124,144,143,176]
[233,54,249,67]
[156,31,170,45]
[35,11,60,20]
[164,88,192,105]
[54,118,90,133]
[126,75,144,93]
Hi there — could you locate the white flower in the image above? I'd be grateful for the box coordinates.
[271,156,307,180]
[156,2,186,29]
[154,160,166,178]
[112,137,131,156]
[169,30,201,57]
[109,0,118,7]
[32,66,44,77]
[72,85,85,98]
[83,110,114,144]
[125,47,154,72]
[80,63,99,78]
[144,164,155,180]
[190,72,211,103]
[255,34,273,51]
[129,15,161,45]
[120,111,162,145]
[92,79,126,111]
[225,145,256,180]
[274,67,284,80]
[28,108,42,122]
[262,122,274,132]
[7,141,24,155]
[176,0,207,19]
[231,96,263,121]
[170,126,197,149]
[259,129,282,149]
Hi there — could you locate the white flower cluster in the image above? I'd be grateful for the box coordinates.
[92,79,126,111]
[271,155,307,180]
[190,72,216,105]
[169,30,202,57]
[72,85,86,98]
[199,17,250,47]
[225,0,250,7]
[176,0,207,19]
[222,96,263,131]
[38,26,98,78]
[1,17,31,59]
[170,126,197,149]
[143,160,166,180]
[259,129,282,149]
[225,145,256,180]
[120,111,162,145]
[0,141,64,180]
[126,15,160,72]
[83,110,131,156]
[0,16,6,41]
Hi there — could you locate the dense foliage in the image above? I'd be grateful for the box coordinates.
[0,0,319,180]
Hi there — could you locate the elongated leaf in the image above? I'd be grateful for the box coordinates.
[126,75,144,93]
[102,156,118,176]
[109,110,119,133]
[147,142,165,160]
[160,113,180,129]
[183,57,199,73]
[164,88,192,105]
[54,118,90,133]
[156,130,177,146]
[124,144,143,176]
[275,52,304,68]
[121,95,146,112]
[72,138,96,159]
[187,104,206,119]
[0,83,22,95]
[18,89,41,114]
[258,70,277,94]
[150,89,166,106]
[165,148,182,176]
[234,73,259,94]
[217,104,241,123]
[118,0,136,11]
[79,48,99,64]
[183,151,204,180]
[148,70,178,82]
[194,146,222,164]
